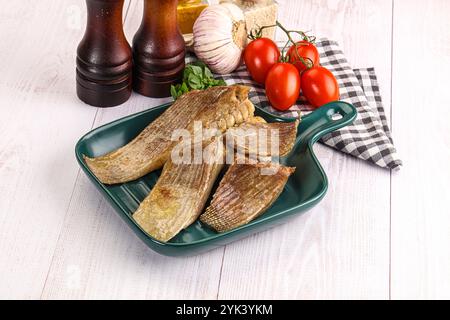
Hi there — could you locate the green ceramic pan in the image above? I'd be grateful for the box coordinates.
[75,101,357,256]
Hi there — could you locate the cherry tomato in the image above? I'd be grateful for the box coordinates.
[244,38,281,85]
[287,41,320,74]
[301,66,340,108]
[265,63,301,111]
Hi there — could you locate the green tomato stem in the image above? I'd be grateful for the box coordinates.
[276,21,314,70]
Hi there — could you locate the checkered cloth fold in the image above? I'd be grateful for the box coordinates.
[186,39,402,170]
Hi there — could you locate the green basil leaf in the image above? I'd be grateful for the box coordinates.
[192,61,207,69]
[188,73,203,90]
[175,63,228,98]
[204,67,213,79]
[215,78,226,86]
[189,65,203,78]
[170,85,178,100]
[181,82,189,93]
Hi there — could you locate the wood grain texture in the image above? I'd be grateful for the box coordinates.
[0,0,98,299]
[1,0,449,300]
[41,91,224,300]
[218,0,392,300]
[40,0,224,300]
[391,0,450,300]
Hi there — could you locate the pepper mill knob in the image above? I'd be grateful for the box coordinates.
[132,0,186,98]
[76,0,132,108]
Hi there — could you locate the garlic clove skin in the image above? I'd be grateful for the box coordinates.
[193,3,247,75]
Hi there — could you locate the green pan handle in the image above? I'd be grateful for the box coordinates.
[297,101,357,147]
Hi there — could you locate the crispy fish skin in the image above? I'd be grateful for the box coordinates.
[200,163,295,233]
[194,86,255,132]
[84,86,252,185]
[133,139,225,242]
[227,120,299,158]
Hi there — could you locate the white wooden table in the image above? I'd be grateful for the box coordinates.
[0,0,449,300]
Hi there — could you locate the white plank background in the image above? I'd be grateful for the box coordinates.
[0,0,448,300]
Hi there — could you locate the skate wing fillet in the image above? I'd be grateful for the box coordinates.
[200,163,296,233]
[84,86,254,185]
[133,139,225,242]
[83,85,298,241]
[227,120,299,158]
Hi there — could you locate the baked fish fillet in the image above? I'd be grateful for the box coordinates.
[133,139,225,242]
[192,86,254,132]
[200,163,295,233]
[227,120,299,158]
[84,86,253,185]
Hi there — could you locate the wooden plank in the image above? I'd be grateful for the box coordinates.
[218,0,392,299]
[0,0,98,299]
[41,0,224,299]
[391,0,450,300]
[40,174,224,299]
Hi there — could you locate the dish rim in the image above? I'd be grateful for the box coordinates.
[75,103,349,248]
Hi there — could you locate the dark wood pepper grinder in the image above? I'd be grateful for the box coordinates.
[76,0,132,107]
[132,0,186,98]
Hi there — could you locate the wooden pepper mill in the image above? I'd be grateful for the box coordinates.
[77,0,133,107]
[133,0,186,98]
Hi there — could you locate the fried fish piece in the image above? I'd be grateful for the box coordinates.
[226,120,299,158]
[84,86,253,185]
[200,163,295,233]
[194,86,254,132]
[133,138,225,242]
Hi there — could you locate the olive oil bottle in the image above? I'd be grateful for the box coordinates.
[177,0,209,35]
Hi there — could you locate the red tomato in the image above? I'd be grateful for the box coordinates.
[287,41,320,74]
[301,66,340,108]
[244,38,281,85]
[265,63,301,111]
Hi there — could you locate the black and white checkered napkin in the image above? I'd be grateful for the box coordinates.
[186,39,402,170]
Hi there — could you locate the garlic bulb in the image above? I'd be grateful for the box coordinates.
[193,3,247,75]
